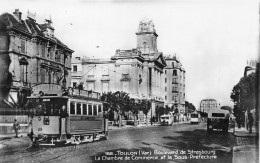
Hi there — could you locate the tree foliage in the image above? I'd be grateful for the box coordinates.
[230,73,256,127]
[139,99,151,116]
[101,91,130,127]
[155,105,173,117]
[185,101,196,112]
[230,73,256,112]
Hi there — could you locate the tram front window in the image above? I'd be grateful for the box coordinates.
[191,114,198,118]
[28,98,67,116]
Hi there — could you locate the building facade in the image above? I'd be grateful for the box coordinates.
[164,55,186,114]
[72,19,187,121]
[0,9,73,108]
[199,99,218,113]
[71,19,167,121]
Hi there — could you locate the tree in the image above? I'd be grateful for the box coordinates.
[155,105,172,117]
[101,91,130,127]
[230,73,256,127]
[139,99,151,126]
[185,101,196,112]
[127,99,140,126]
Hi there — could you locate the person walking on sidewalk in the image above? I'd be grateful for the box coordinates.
[248,110,254,134]
[13,119,20,137]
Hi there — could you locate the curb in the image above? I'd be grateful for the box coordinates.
[108,122,189,130]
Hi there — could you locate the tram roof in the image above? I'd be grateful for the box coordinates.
[27,96,69,99]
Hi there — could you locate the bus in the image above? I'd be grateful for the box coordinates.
[207,109,230,133]
[160,114,174,125]
[27,89,108,145]
[190,111,201,124]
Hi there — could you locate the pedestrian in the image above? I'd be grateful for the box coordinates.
[248,110,254,133]
[13,119,20,138]
[27,119,33,141]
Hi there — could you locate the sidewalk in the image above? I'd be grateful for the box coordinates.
[0,132,28,140]
[232,126,259,163]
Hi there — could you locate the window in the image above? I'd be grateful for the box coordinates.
[70,102,75,114]
[88,104,92,115]
[172,86,178,92]
[172,78,177,84]
[165,78,167,83]
[165,96,167,100]
[87,82,95,91]
[42,45,45,58]
[55,51,61,62]
[73,65,77,72]
[83,104,87,115]
[172,62,175,67]
[93,105,97,115]
[77,103,81,115]
[122,81,129,93]
[173,70,177,76]
[21,40,26,53]
[102,82,109,92]
[165,87,167,91]
[40,68,46,83]
[73,82,77,88]
[98,105,102,113]
[165,70,166,74]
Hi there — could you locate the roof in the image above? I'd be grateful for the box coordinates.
[208,108,229,114]
[0,13,29,34]
[0,11,73,52]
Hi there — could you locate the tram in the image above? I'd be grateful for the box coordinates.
[27,89,108,145]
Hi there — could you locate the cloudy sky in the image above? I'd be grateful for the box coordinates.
[1,0,259,108]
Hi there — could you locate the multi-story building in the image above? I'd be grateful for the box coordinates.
[71,19,167,121]
[199,99,219,113]
[0,9,73,108]
[164,55,186,114]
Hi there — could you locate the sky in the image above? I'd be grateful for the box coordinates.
[0,0,259,109]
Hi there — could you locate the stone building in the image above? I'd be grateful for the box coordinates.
[164,55,186,114]
[199,99,219,113]
[71,19,166,121]
[0,9,73,108]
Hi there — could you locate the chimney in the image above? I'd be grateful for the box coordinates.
[13,9,22,22]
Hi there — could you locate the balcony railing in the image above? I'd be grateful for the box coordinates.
[69,88,100,99]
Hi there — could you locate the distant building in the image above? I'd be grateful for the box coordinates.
[199,99,218,113]
[244,59,258,77]
[0,9,73,108]
[164,55,186,114]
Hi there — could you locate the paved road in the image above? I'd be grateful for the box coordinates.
[0,123,237,163]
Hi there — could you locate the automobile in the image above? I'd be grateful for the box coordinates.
[207,109,230,133]
[160,114,174,125]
